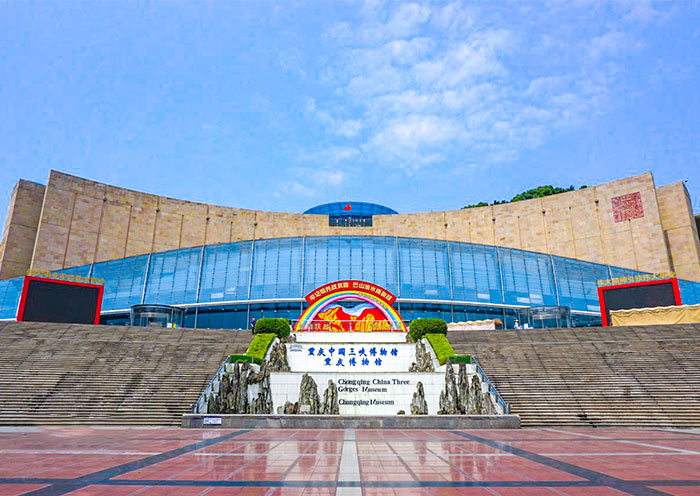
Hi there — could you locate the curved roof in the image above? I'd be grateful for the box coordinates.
[304,202,398,216]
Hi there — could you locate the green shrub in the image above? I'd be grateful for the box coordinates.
[409,318,447,342]
[425,333,455,366]
[229,354,260,365]
[254,318,290,339]
[449,354,472,364]
[245,333,276,363]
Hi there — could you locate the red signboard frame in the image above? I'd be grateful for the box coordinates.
[597,278,681,327]
[17,276,104,325]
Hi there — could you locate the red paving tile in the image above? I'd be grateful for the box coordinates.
[0,427,699,495]
[650,487,700,496]
[548,454,700,481]
[0,485,49,496]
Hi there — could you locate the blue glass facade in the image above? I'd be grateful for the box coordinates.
[2,235,700,328]
[304,202,398,227]
[304,202,398,216]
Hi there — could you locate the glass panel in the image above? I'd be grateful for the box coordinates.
[55,265,92,277]
[250,238,302,299]
[199,241,252,303]
[92,255,149,311]
[398,238,450,300]
[552,256,609,312]
[303,236,398,296]
[0,277,23,319]
[144,247,201,305]
[195,304,248,330]
[678,279,700,305]
[498,248,557,306]
[450,242,502,303]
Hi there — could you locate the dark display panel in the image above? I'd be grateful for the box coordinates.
[19,279,102,324]
[601,282,678,326]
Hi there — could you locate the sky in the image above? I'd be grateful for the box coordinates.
[1,0,699,221]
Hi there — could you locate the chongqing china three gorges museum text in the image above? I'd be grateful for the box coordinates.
[1,169,700,328]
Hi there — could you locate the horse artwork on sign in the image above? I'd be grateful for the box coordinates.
[293,280,407,333]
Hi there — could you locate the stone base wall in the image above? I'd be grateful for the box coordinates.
[1,170,699,282]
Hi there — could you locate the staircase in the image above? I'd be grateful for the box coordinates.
[0,321,251,425]
[450,324,700,427]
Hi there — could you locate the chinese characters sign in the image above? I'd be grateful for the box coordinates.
[287,343,415,372]
[611,192,644,222]
[26,269,104,285]
[597,272,675,287]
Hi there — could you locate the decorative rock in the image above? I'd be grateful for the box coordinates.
[397,410,405,415]
[409,341,435,372]
[297,373,321,414]
[457,364,469,414]
[283,401,298,414]
[268,341,291,372]
[249,364,273,414]
[437,361,460,415]
[204,361,274,415]
[468,374,483,414]
[410,381,428,415]
[321,380,340,415]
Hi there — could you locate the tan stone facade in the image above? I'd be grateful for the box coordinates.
[1,170,699,282]
[0,180,46,280]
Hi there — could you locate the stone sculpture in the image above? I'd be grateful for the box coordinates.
[409,340,435,372]
[297,373,321,414]
[268,341,291,372]
[410,381,428,414]
[321,380,340,415]
[206,361,272,414]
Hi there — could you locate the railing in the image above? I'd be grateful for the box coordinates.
[192,358,229,414]
[470,356,510,414]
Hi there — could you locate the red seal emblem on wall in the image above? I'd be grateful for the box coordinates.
[611,192,644,222]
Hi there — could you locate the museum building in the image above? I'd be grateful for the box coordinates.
[0,171,699,328]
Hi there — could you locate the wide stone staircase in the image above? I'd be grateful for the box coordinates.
[0,322,251,426]
[450,324,700,428]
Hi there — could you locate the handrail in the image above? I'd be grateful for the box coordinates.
[192,358,229,414]
[470,356,510,414]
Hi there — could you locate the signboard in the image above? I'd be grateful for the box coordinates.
[597,278,680,326]
[269,372,446,415]
[26,269,105,285]
[294,280,406,333]
[287,343,415,372]
[597,272,675,287]
[17,276,104,325]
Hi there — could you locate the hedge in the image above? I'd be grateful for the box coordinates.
[255,318,291,339]
[424,333,455,366]
[449,354,472,364]
[245,333,276,363]
[229,354,261,365]
[409,318,447,342]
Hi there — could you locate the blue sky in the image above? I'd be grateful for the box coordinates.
[1,1,699,220]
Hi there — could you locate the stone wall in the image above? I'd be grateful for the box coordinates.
[656,183,700,281]
[0,180,46,279]
[1,170,699,282]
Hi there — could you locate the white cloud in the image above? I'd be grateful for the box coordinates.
[305,0,664,170]
[589,31,628,59]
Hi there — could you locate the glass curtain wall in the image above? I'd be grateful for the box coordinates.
[2,235,700,328]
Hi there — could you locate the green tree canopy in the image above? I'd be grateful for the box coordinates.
[463,185,587,209]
